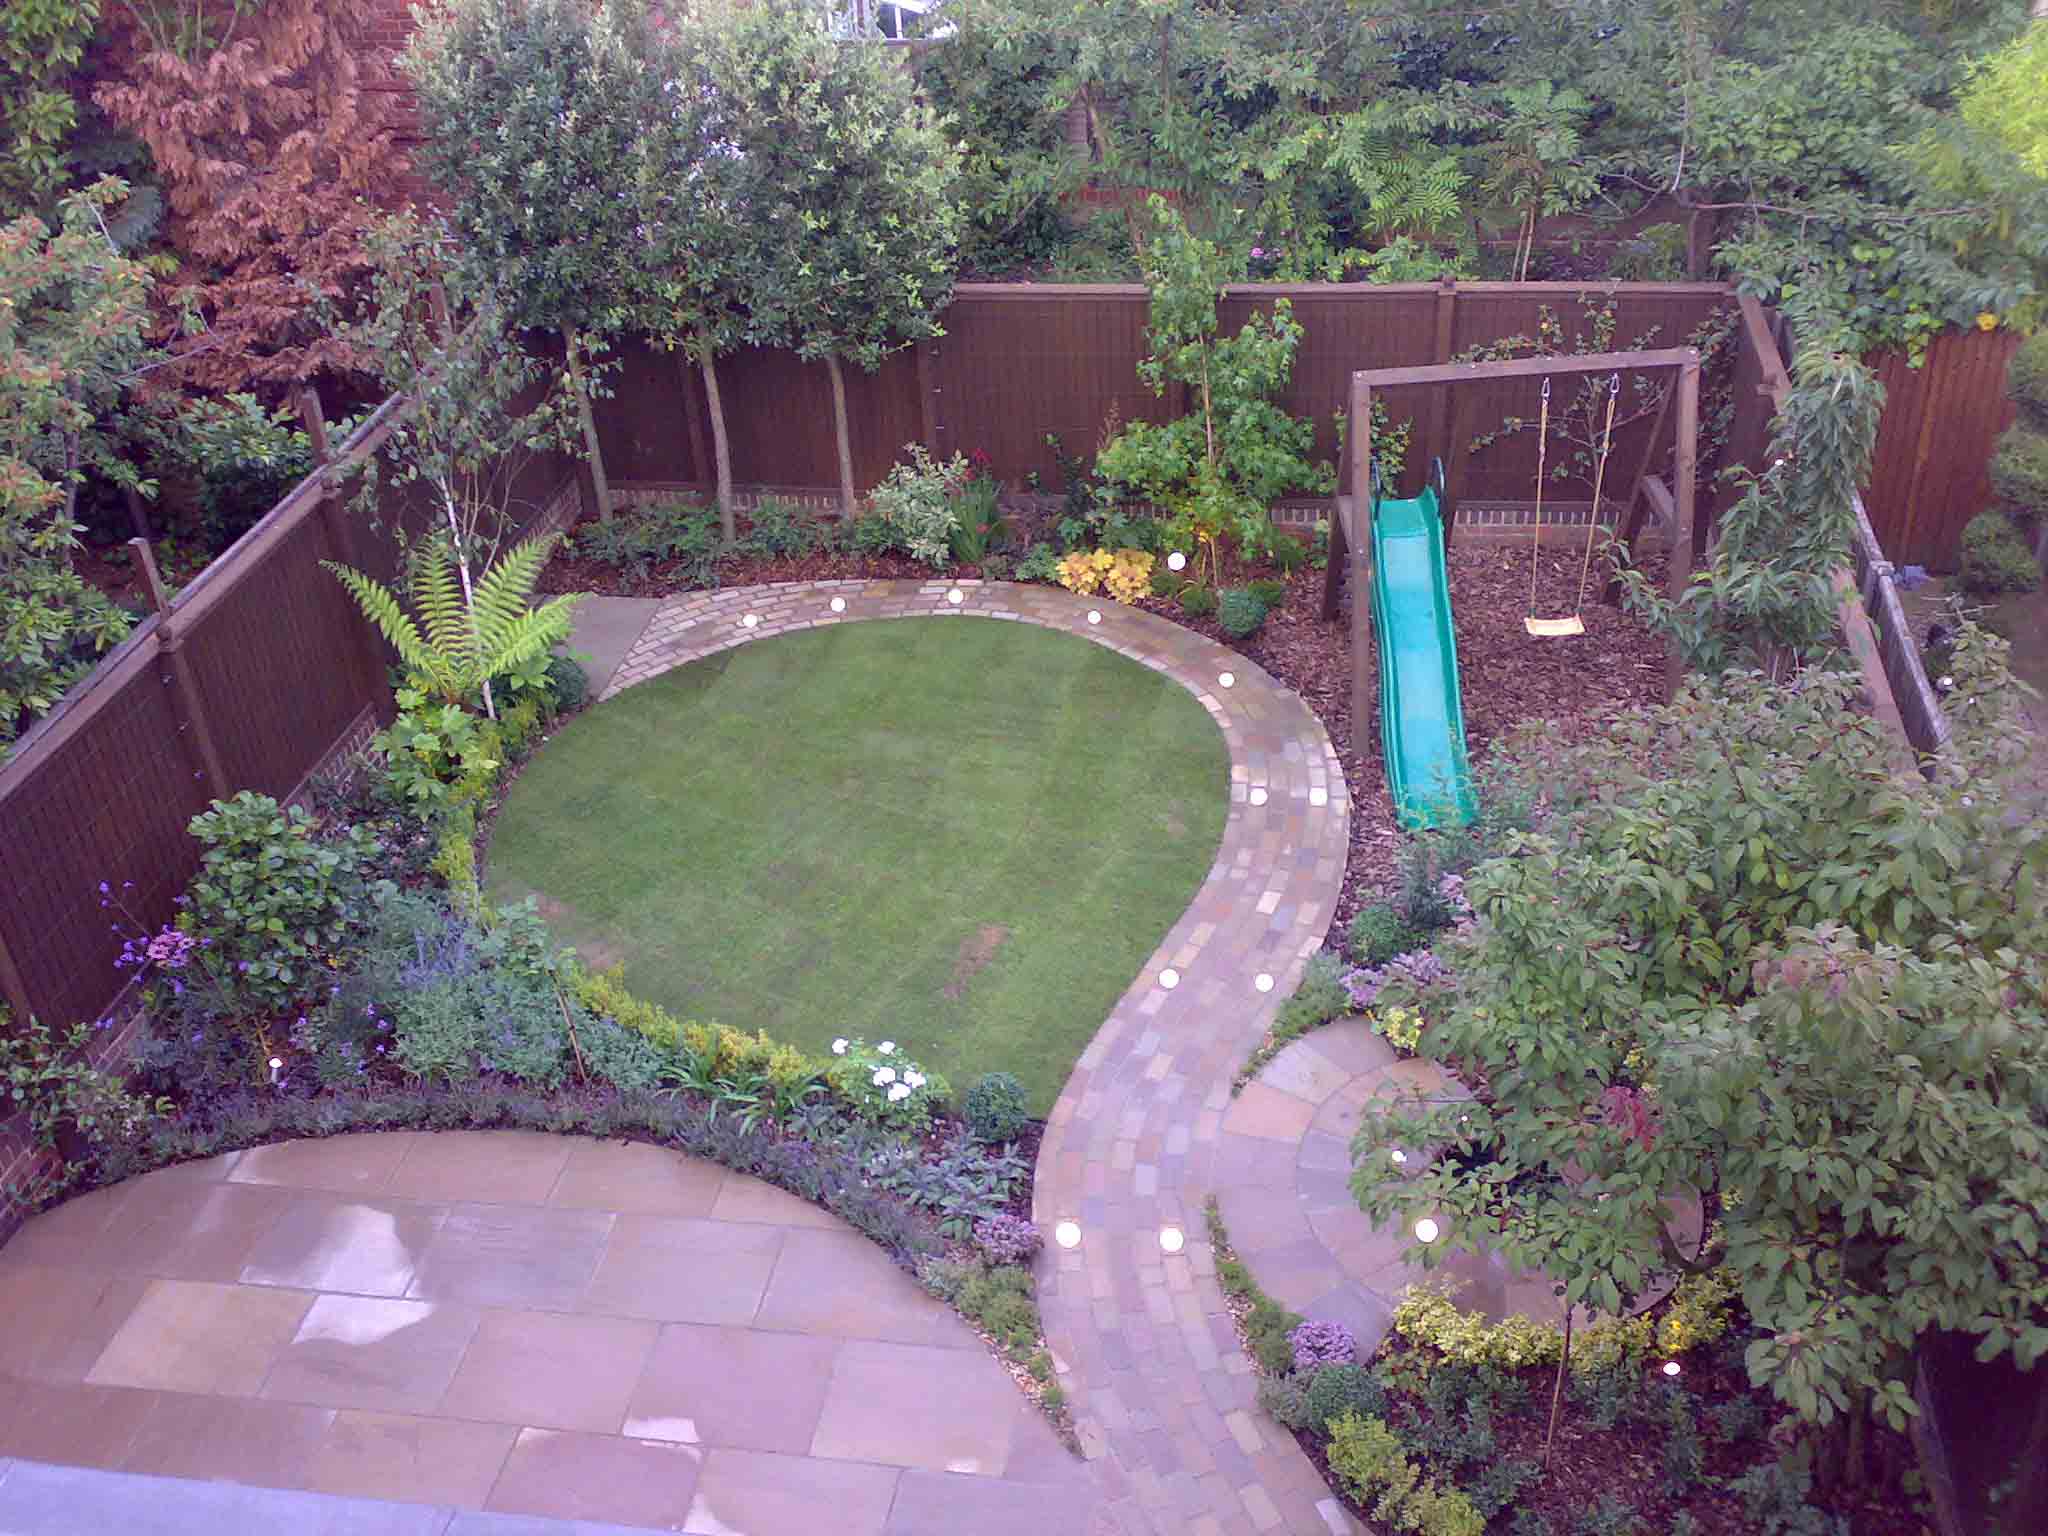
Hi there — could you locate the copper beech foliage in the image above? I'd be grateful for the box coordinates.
[92,0,412,392]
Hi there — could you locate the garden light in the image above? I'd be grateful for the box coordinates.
[1159,967,1180,990]
[1254,973,1274,993]
[1248,787,1267,806]
[1055,1220,1082,1249]
[1159,1225,1185,1254]
[1309,787,1328,807]
[1389,1149,1408,1165]
[1662,1361,1682,1378]
[268,1056,284,1085]
[1218,671,1235,688]
[947,588,964,604]
[1167,551,1186,572]
[741,613,760,628]
[1414,1216,1441,1244]
[1088,610,1102,625]
[830,596,846,613]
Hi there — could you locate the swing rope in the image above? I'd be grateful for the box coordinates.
[1526,372,1622,639]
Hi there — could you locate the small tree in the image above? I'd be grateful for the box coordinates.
[406,0,663,521]
[1349,651,2047,1489]
[324,212,583,719]
[688,0,962,518]
[0,179,153,754]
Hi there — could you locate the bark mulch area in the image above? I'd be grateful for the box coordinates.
[1135,542,1670,940]
[539,534,1670,941]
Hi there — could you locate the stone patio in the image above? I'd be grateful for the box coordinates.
[0,1131,1089,1534]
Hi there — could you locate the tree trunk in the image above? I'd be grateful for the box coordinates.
[564,331,613,522]
[699,338,736,544]
[825,353,857,520]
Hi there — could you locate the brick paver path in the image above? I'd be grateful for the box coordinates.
[0,1131,1087,1534]
[606,581,1359,1535]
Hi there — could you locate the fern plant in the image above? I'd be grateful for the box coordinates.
[325,536,581,716]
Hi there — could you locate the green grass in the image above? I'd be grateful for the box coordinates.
[486,618,1227,1111]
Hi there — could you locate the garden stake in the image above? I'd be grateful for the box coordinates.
[1543,1299,1573,1473]
[550,971,591,1085]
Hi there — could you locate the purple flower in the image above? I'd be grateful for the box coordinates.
[1290,1319,1356,1371]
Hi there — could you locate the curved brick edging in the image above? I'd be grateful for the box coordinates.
[602,579,1357,1536]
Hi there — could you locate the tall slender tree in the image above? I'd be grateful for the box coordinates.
[683,0,962,518]
[405,0,661,521]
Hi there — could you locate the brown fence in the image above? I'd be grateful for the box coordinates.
[0,399,585,1040]
[600,280,1737,513]
[1863,327,2021,569]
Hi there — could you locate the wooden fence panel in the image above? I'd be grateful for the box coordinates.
[0,631,213,1032]
[928,288,1166,490]
[1863,328,2019,568]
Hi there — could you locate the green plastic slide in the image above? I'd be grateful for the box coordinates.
[1371,459,1477,829]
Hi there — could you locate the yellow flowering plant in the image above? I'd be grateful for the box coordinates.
[1103,548,1154,603]
[1389,1269,1735,1378]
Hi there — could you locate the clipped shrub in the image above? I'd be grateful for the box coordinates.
[1179,585,1218,618]
[1256,1372,1316,1430]
[1246,1295,1306,1375]
[964,1070,1032,1143]
[544,653,589,713]
[1307,1362,1388,1429]
[1290,1318,1358,1372]
[1217,586,1269,639]
[972,1212,1044,1266]
[1346,902,1421,966]
[1958,510,2041,595]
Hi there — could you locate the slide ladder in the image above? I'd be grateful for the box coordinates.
[1370,459,1477,829]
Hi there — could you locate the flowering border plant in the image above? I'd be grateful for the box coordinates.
[825,1035,950,1131]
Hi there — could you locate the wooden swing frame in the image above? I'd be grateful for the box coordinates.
[1319,347,1704,743]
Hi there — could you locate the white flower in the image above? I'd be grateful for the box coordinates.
[887,1082,912,1102]
[872,1067,897,1086]
[831,1038,849,1055]
[877,1041,896,1055]
[904,1071,926,1089]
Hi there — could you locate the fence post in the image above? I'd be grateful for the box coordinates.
[917,338,941,456]
[1664,354,1701,696]
[299,387,388,706]
[134,538,231,797]
[1349,372,1376,748]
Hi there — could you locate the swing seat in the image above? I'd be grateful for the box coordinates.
[1524,614,1586,638]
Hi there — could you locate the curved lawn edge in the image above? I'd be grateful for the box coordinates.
[602,579,1356,1536]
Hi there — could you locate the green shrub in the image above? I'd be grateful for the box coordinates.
[1958,510,2041,595]
[1015,542,1060,583]
[964,1071,1032,1142]
[869,445,966,568]
[1346,903,1421,965]
[848,509,907,558]
[1247,578,1288,610]
[184,792,379,1014]
[1271,534,1309,575]
[1179,585,1218,618]
[2009,329,2048,427]
[956,1262,1040,1354]
[544,654,589,713]
[1246,1296,1305,1375]
[1217,587,1269,639]
[1325,1413,1486,1536]
[1256,1373,1315,1430]
[1275,949,1349,1033]
[1149,563,1183,598]
[738,496,821,559]
[1307,1363,1388,1430]
[1988,425,2048,519]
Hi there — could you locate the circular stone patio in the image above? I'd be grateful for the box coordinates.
[0,1131,1091,1534]
[1219,1018,1705,1348]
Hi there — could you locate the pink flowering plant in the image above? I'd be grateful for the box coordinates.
[823,1035,950,1132]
